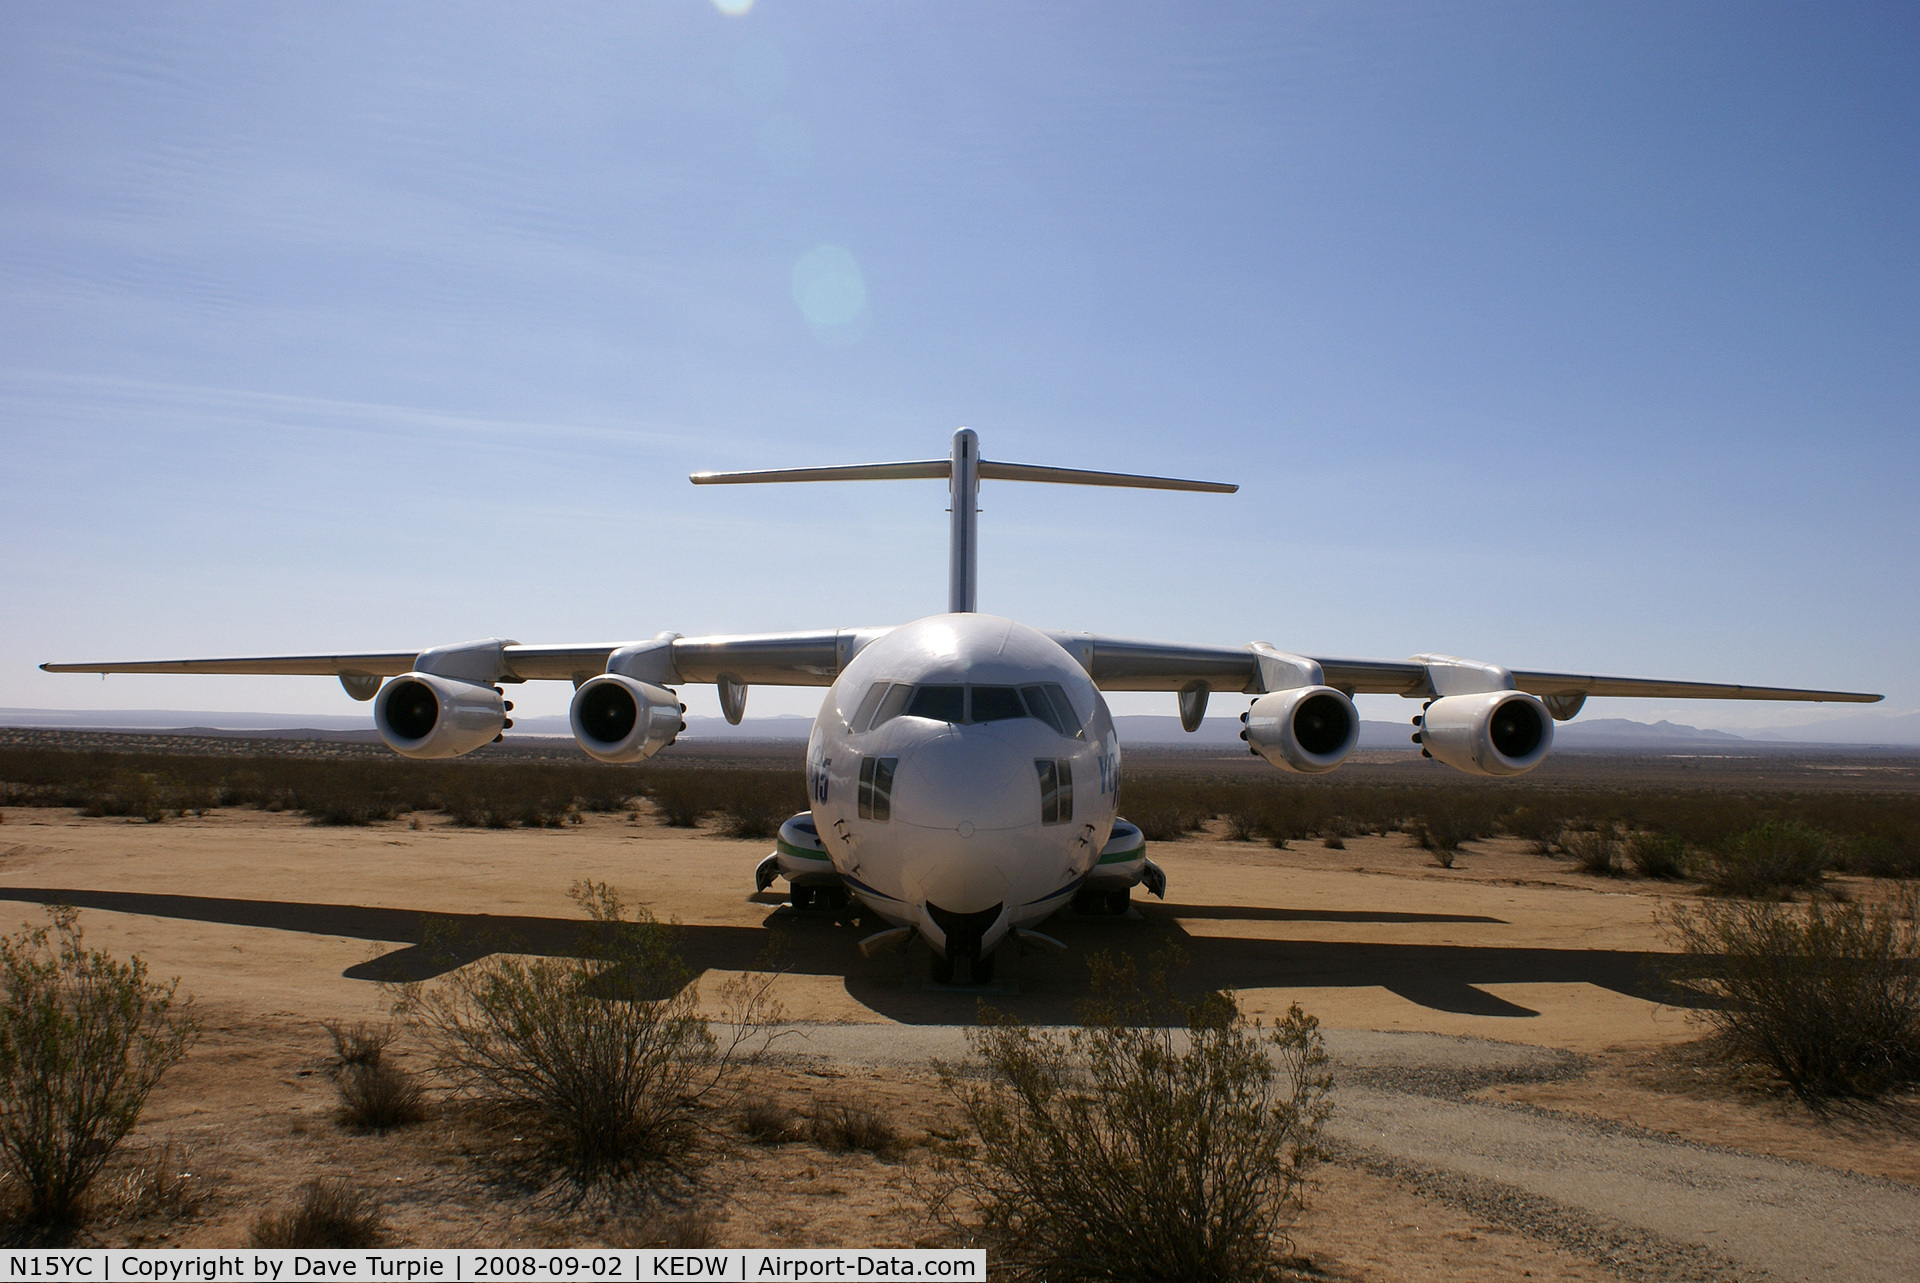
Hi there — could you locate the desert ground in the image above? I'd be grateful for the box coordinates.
[1,795,1916,1280]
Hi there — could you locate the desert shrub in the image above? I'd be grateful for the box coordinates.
[98,1140,206,1225]
[1321,835,1345,850]
[1626,831,1689,880]
[1122,779,1210,842]
[1408,813,1479,860]
[716,771,804,840]
[1701,820,1834,899]
[611,1207,718,1248]
[1838,835,1920,880]
[0,908,198,1236]
[411,881,773,1186]
[648,774,716,828]
[250,1179,383,1248]
[1560,825,1624,877]
[1661,892,1920,1100]
[806,1101,901,1157]
[324,1020,394,1067]
[943,950,1330,1282]
[337,1061,428,1132]
[738,1097,798,1144]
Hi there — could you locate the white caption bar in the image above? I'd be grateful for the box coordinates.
[3,1250,986,1282]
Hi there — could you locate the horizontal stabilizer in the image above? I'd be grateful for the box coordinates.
[691,460,948,485]
[691,454,1235,493]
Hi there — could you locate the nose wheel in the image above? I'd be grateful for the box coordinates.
[931,947,995,986]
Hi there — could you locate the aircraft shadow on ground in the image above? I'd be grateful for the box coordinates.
[0,886,1699,1026]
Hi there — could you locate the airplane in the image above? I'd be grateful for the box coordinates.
[43,429,1882,984]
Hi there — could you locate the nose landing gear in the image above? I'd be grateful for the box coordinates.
[929,946,995,986]
[926,901,1004,987]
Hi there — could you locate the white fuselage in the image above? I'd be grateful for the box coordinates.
[804,613,1120,960]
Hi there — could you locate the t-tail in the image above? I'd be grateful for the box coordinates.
[690,428,1237,613]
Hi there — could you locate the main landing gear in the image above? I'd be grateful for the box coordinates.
[790,885,850,912]
[1073,887,1132,916]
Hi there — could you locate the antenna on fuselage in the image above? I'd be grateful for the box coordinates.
[691,429,1236,614]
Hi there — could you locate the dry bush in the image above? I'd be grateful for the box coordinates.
[738,1097,798,1144]
[1626,831,1689,880]
[410,881,775,1188]
[942,950,1331,1282]
[98,1140,206,1225]
[610,1207,718,1248]
[324,1020,395,1067]
[1701,820,1833,899]
[1408,812,1480,860]
[714,772,802,840]
[1560,825,1624,877]
[1118,779,1209,842]
[1661,891,1920,1100]
[337,1061,428,1132]
[0,907,198,1238]
[648,774,714,828]
[1836,835,1920,880]
[806,1101,901,1157]
[250,1179,383,1248]
[320,1020,427,1130]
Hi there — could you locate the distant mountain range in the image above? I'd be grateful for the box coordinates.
[4,707,1917,748]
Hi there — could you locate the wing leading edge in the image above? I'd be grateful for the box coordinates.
[43,631,1881,704]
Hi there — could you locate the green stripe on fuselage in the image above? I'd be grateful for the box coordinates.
[777,837,832,862]
[1098,845,1146,865]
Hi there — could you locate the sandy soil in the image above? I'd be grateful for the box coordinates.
[0,805,1912,1278]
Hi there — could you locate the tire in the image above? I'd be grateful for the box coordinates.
[972,950,996,984]
[930,952,956,985]
[790,886,814,910]
[1106,890,1131,915]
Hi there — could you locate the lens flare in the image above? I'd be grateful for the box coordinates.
[791,244,868,335]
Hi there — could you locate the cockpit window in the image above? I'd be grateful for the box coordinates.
[968,686,1026,723]
[1021,684,1081,737]
[906,684,966,723]
[850,683,889,733]
[870,682,914,730]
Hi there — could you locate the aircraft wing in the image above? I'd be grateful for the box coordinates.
[46,630,1881,704]
[1043,633,1882,704]
[41,631,868,688]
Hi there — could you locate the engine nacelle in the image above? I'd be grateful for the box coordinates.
[374,672,505,759]
[1419,691,1554,776]
[1244,685,1359,774]
[570,674,682,763]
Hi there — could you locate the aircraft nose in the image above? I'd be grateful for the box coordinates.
[892,729,1032,833]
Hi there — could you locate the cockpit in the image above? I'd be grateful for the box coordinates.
[845,681,1082,736]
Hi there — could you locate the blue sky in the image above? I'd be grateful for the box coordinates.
[2,2,1914,730]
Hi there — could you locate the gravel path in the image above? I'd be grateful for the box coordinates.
[775,1023,1920,1282]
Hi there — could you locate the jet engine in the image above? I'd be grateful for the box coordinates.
[1417,690,1553,776]
[374,672,506,759]
[1243,685,1360,773]
[570,674,682,763]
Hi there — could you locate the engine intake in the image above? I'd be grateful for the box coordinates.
[1418,691,1554,776]
[570,674,682,763]
[373,672,505,759]
[1244,685,1359,774]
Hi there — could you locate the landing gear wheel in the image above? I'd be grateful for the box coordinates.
[790,886,814,910]
[1106,890,1131,916]
[1073,889,1103,915]
[821,887,851,911]
[971,950,996,984]
[930,952,956,985]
